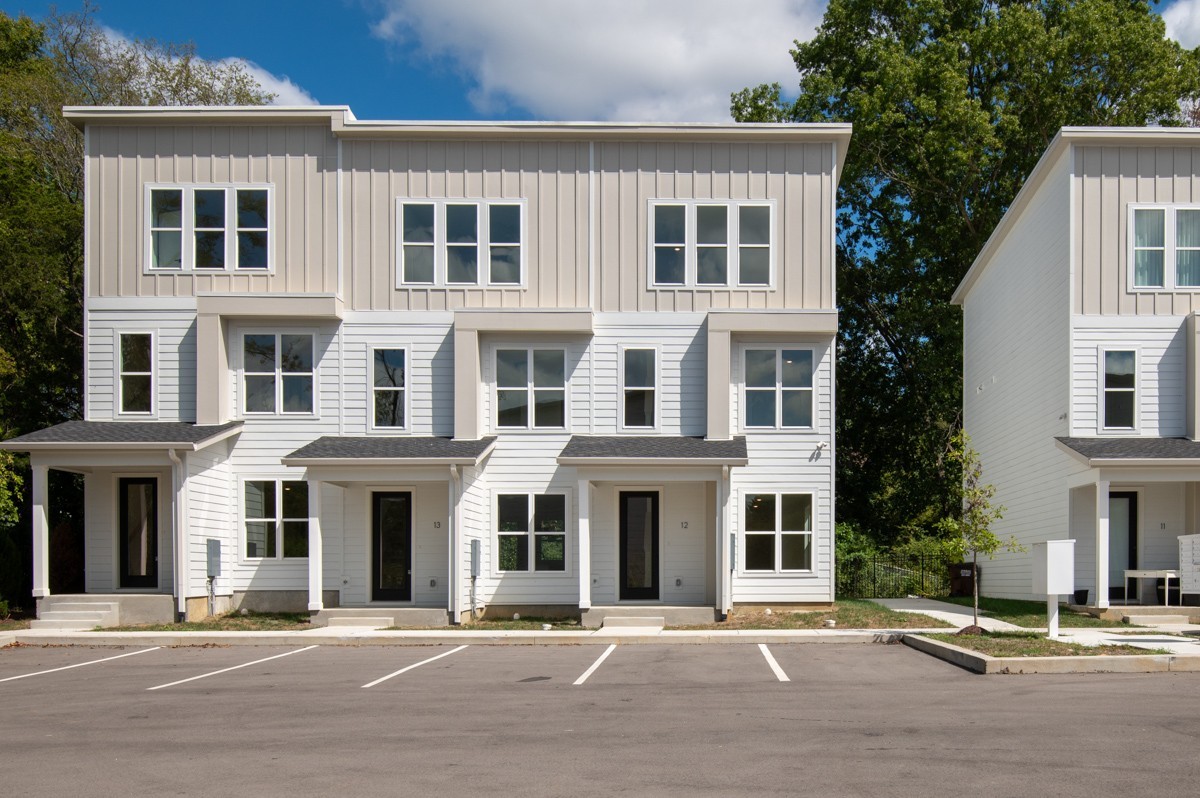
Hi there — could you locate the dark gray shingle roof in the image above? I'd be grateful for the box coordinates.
[0,420,242,449]
[1056,437,1200,460]
[285,436,496,462]
[559,435,748,462]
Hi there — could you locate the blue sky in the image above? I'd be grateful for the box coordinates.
[3,0,1200,122]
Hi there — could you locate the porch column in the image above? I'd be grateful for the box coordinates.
[1095,479,1110,610]
[717,466,732,615]
[30,464,49,598]
[578,478,591,610]
[307,479,323,612]
[449,465,462,624]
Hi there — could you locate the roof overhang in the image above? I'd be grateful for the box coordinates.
[0,422,243,452]
[1054,436,1200,468]
[557,436,749,467]
[196,293,343,320]
[281,436,496,468]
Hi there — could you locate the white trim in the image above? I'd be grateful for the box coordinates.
[491,345,569,432]
[646,199,777,290]
[367,344,411,434]
[617,344,660,433]
[1098,346,1139,434]
[236,328,319,419]
[738,344,817,432]
[613,486,665,603]
[737,489,816,576]
[111,472,169,594]
[396,198,529,288]
[143,183,275,274]
[366,486,419,605]
[490,489,573,578]
[82,126,90,422]
[238,476,312,563]
[1127,204,1200,292]
[115,330,157,419]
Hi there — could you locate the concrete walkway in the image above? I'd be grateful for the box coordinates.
[869,597,1025,631]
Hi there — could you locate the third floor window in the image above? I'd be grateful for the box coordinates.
[398,199,525,287]
[147,185,271,271]
[649,200,774,288]
[1131,206,1200,290]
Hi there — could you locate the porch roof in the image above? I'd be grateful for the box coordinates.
[0,420,242,451]
[1055,436,1200,466]
[557,435,749,466]
[281,435,496,466]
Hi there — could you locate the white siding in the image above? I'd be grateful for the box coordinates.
[88,308,197,422]
[84,468,173,595]
[185,441,233,598]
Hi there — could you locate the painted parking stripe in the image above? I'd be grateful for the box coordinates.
[0,647,161,684]
[361,645,469,688]
[146,645,319,691]
[758,643,790,682]
[573,644,617,686]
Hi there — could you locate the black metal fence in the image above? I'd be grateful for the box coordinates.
[836,553,957,599]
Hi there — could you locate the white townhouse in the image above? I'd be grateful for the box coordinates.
[954,127,1200,613]
[2,107,848,628]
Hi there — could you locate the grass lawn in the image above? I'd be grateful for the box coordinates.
[925,631,1169,657]
[103,611,313,632]
[0,617,31,632]
[676,599,952,630]
[452,615,584,631]
[939,596,1127,628]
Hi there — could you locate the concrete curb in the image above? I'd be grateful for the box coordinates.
[0,633,15,648]
[903,634,1200,674]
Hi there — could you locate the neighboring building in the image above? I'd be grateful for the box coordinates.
[953,127,1200,609]
[1,107,848,627]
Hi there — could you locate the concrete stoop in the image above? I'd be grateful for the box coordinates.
[602,616,666,631]
[313,608,449,628]
[1123,614,1191,626]
[32,599,119,631]
[581,606,716,628]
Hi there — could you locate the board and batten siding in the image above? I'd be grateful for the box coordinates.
[86,124,338,298]
[962,150,1077,600]
[1074,144,1200,316]
[87,308,197,422]
[1071,318,1187,437]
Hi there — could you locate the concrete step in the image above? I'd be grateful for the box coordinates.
[325,617,394,629]
[37,610,112,621]
[29,618,101,631]
[1123,614,1191,626]
[602,616,666,629]
[314,608,449,628]
[45,602,118,614]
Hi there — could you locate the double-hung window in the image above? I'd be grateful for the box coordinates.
[244,479,308,559]
[243,333,315,415]
[649,200,774,287]
[398,199,525,286]
[372,348,407,429]
[744,348,814,429]
[1131,206,1200,290]
[743,492,813,572]
[496,493,567,572]
[495,348,566,429]
[622,347,657,429]
[1102,349,1136,430]
[147,185,271,271]
[118,332,153,415]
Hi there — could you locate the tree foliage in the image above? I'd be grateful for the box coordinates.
[733,0,1200,544]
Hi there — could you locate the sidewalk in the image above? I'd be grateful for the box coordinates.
[868,597,1024,631]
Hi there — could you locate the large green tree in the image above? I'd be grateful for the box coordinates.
[0,4,273,604]
[733,0,1200,544]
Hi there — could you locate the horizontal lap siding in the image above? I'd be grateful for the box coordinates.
[963,152,1074,599]
[479,336,591,435]
[87,309,197,422]
[84,468,173,595]
[88,124,338,298]
[185,442,232,597]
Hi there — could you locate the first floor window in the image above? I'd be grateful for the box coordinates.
[1103,350,1135,429]
[496,348,566,429]
[373,348,406,428]
[119,333,153,414]
[744,348,813,429]
[496,493,566,572]
[245,480,308,559]
[744,492,813,572]
[623,348,656,428]
[243,333,314,415]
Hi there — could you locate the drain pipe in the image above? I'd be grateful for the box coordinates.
[167,449,188,622]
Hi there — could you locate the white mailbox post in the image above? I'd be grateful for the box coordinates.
[1032,540,1075,640]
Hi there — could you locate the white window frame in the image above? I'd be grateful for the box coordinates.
[240,477,310,562]
[492,346,569,432]
[1099,346,1139,433]
[740,491,815,575]
[144,184,274,273]
[238,329,318,418]
[369,345,410,433]
[116,330,156,417]
[618,345,660,432]
[491,490,571,576]
[1128,204,1200,291]
[647,199,776,289]
[740,345,816,432]
[396,198,527,288]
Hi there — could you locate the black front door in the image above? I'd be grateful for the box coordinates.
[1110,491,1138,602]
[119,477,158,589]
[373,491,412,601]
[619,491,659,601]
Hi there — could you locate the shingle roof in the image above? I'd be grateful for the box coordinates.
[284,436,497,463]
[558,435,748,463]
[0,421,242,450]
[1056,437,1200,461]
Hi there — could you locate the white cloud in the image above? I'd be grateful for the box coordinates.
[1164,0,1200,48]
[371,0,825,121]
[226,60,319,106]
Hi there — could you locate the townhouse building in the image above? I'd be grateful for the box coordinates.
[3,107,848,627]
[954,127,1200,612]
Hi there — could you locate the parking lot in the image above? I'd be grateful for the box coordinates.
[3,641,1200,796]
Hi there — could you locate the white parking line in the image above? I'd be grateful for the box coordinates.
[0,647,161,684]
[146,645,319,691]
[758,643,790,682]
[361,645,469,688]
[573,643,617,686]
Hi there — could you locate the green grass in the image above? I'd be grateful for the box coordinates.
[453,615,583,631]
[939,596,1128,628]
[926,631,1170,657]
[0,617,31,632]
[102,611,313,632]
[676,599,952,630]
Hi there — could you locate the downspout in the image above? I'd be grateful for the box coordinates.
[167,449,189,621]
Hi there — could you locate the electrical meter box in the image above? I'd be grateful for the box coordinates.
[1032,539,1074,595]
[206,538,221,579]
[470,538,481,578]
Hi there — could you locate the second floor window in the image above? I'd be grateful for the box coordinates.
[119,333,153,414]
[650,201,774,288]
[148,186,270,271]
[398,200,524,286]
[1103,349,1136,430]
[373,348,406,429]
[622,348,656,429]
[243,333,314,415]
[744,348,813,429]
[496,348,565,429]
